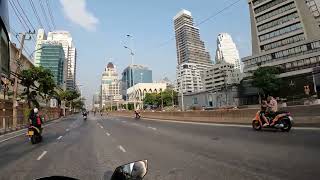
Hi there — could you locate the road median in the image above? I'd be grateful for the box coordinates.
[109,105,320,127]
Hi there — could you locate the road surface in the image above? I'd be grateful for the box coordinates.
[0,114,319,180]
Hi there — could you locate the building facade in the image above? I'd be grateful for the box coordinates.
[127,83,167,109]
[174,9,212,68]
[215,33,242,71]
[174,9,213,93]
[176,63,204,94]
[121,64,152,99]
[101,62,122,107]
[35,42,65,86]
[35,29,77,90]
[242,0,320,100]
[204,62,243,92]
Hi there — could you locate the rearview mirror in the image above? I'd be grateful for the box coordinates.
[111,160,148,180]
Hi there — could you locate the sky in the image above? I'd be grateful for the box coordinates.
[8,0,252,106]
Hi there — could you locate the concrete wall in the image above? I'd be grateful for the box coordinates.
[0,100,63,133]
[110,104,320,127]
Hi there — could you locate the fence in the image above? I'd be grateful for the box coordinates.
[0,100,62,133]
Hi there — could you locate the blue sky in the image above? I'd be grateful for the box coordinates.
[8,0,251,105]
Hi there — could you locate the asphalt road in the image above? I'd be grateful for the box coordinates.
[0,114,319,180]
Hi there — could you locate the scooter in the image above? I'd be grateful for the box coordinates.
[27,125,42,144]
[34,160,148,180]
[252,111,293,132]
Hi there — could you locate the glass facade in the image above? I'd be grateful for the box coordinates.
[38,44,65,86]
[121,65,152,99]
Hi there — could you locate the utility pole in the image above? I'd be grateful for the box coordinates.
[12,32,30,129]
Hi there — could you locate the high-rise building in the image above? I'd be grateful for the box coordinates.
[241,0,320,101]
[101,62,122,107]
[204,62,242,92]
[174,9,212,71]
[174,9,213,94]
[176,63,204,93]
[35,42,65,86]
[35,29,77,90]
[121,64,152,99]
[215,33,242,71]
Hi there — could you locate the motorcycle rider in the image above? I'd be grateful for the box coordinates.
[29,108,43,132]
[260,99,270,126]
[82,110,87,118]
[134,109,140,119]
[267,96,279,126]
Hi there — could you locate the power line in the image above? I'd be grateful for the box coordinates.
[14,0,36,31]
[8,0,29,32]
[151,0,242,50]
[28,0,44,28]
[45,0,56,29]
[196,0,241,26]
[39,0,52,31]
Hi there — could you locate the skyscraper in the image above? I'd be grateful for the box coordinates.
[215,33,241,71]
[35,42,65,86]
[174,9,213,93]
[121,65,152,100]
[101,62,122,107]
[242,0,320,100]
[174,9,212,69]
[35,29,77,90]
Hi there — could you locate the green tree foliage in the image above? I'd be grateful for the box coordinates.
[251,66,282,97]
[20,67,56,108]
[143,89,178,107]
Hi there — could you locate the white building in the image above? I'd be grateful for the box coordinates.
[215,33,241,71]
[35,29,77,90]
[101,62,122,108]
[204,62,243,92]
[176,63,206,94]
[127,83,167,102]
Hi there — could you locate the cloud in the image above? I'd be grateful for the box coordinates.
[60,0,99,31]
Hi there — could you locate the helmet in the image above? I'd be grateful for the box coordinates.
[33,108,39,114]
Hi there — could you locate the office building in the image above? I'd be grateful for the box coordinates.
[121,64,152,99]
[215,33,242,71]
[242,0,320,99]
[176,63,204,94]
[101,62,122,107]
[204,62,242,92]
[35,29,77,90]
[35,42,65,86]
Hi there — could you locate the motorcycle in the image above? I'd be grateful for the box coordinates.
[252,110,293,132]
[35,160,148,180]
[83,115,87,120]
[27,126,42,144]
[135,113,141,120]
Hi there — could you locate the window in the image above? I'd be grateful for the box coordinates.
[259,23,302,42]
[256,2,296,23]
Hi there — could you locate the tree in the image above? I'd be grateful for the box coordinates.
[251,66,282,99]
[143,89,178,108]
[20,66,56,108]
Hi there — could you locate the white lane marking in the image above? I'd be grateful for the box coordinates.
[0,133,25,144]
[148,126,157,130]
[66,129,69,131]
[37,151,47,160]
[57,136,63,140]
[122,121,127,123]
[119,145,126,152]
[106,132,110,136]
[100,126,104,129]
